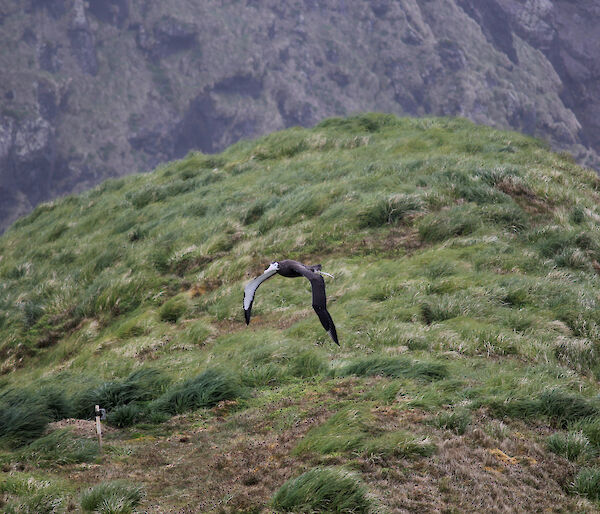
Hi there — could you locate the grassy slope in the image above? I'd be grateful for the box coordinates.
[3,114,600,511]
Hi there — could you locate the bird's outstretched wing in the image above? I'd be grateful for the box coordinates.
[290,262,339,345]
[243,268,278,324]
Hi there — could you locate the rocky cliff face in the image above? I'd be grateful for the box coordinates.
[1,0,599,231]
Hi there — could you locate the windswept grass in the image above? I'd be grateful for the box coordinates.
[18,429,99,466]
[2,113,600,510]
[271,467,372,513]
[485,388,599,427]
[333,356,448,381]
[0,396,55,448]
[0,473,69,513]
[420,295,468,324]
[158,295,188,323]
[358,193,425,227]
[152,368,243,415]
[570,417,600,448]
[418,205,480,242]
[432,409,472,435]
[361,431,436,460]
[572,467,600,501]
[72,369,170,419]
[294,407,436,460]
[288,350,328,378]
[294,408,367,455]
[80,480,144,513]
[0,386,70,422]
[546,431,594,462]
[106,403,144,428]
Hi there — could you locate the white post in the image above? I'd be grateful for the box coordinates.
[95,405,103,452]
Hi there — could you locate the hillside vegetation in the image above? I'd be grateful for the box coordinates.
[3,114,600,511]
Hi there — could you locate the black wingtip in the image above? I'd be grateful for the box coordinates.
[329,331,340,346]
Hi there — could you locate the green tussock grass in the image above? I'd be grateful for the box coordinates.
[271,467,373,513]
[572,467,600,501]
[158,295,188,323]
[357,193,425,227]
[80,480,144,513]
[293,408,367,455]
[361,431,436,460]
[0,387,68,448]
[2,113,600,510]
[152,368,244,415]
[288,350,329,378]
[570,417,600,448]
[72,368,170,419]
[546,431,595,462]
[486,388,600,428]
[432,409,472,435]
[294,406,435,460]
[106,403,145,428]
[0,473,71,513]
[17,429,99,466]
[333,356,448,381]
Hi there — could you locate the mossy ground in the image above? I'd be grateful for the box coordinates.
[2,114,600,511]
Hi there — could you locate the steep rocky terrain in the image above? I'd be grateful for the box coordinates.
[1,0,599,231]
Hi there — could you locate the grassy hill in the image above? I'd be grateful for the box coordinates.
[2,114,600,511]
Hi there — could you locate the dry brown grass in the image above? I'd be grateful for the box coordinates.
[35,386,596,513]
[62,393,330,512]
[495,178,551,216]
[347,226,424,257]
[361,436,577,513]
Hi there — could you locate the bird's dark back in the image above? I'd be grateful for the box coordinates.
[277,260,308,277]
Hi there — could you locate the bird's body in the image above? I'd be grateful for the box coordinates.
[276,259,321,277]
[243,260,339,345]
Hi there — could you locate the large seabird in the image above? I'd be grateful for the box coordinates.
[243,260,339,345]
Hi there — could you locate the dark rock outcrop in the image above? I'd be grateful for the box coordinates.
[1,0,600,232]
[457,0,519,64]
[174,92,232,155]
[12,117,55,204]
[88,0,129,27]
[132,15,197,60]
[0,114,59,227]
[68,0,98,76]
[38,41,62,73]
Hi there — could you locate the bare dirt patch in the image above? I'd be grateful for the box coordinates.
[496,178,551,215]
[47,418,116,438]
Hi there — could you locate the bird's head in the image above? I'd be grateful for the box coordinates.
[265,261,280,273]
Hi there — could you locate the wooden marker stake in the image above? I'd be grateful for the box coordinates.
[95,404,103,452]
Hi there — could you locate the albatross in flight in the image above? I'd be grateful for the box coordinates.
[243,260,339,345]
